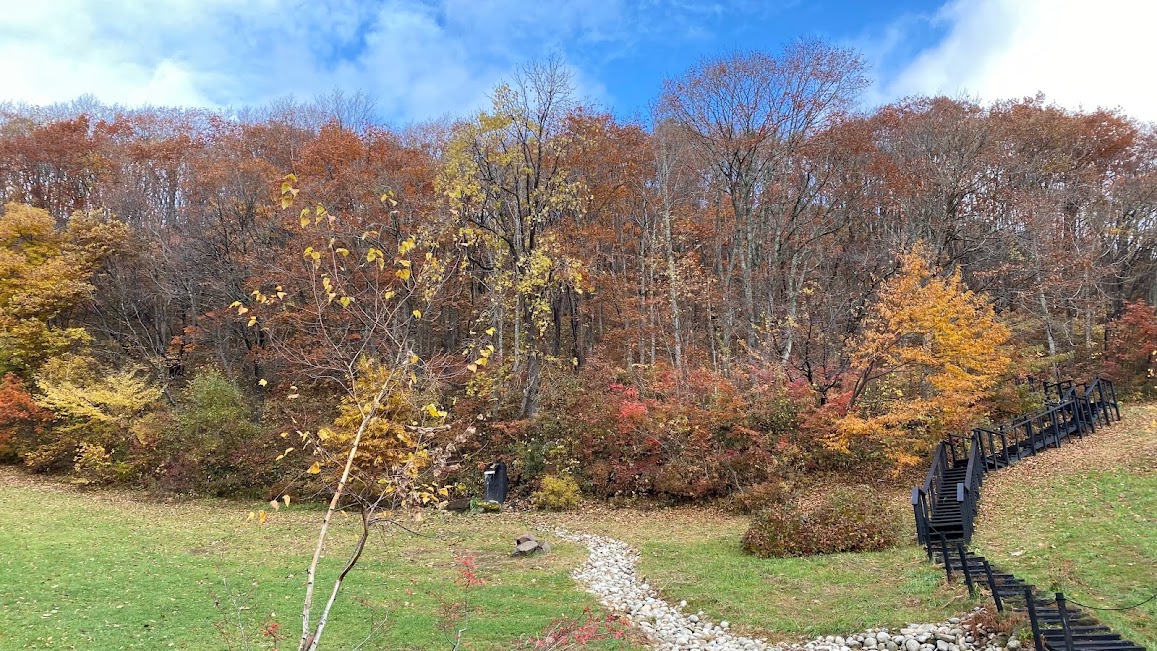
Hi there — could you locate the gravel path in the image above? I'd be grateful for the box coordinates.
[555,529,1015,651]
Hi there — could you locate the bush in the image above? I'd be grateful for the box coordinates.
[159,368,266,495]
[729,479,793,514]
[29,355,162,475]
[0,373,49,462]
[533,474,581,511]
[741,487,902,557]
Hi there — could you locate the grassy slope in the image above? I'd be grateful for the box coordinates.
[972,403,1157,649]
[0,475,628,651]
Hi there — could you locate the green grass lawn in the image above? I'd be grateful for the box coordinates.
[0,474,971,649]
[972,403,1157,649]
[541,505,973,642]
[0,475,631,651]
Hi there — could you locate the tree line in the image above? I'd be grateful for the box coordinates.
[2,42,1155,499]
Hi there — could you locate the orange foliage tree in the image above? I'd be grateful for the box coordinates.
[836,245,1011,467]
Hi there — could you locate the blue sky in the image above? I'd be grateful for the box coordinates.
[2,0,1155,124]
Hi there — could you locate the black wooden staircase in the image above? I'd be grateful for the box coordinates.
[910,378,1144,651]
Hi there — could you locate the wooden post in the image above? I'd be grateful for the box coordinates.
[1109,381,1120,420]
[981,559,1002,612]
[1099,384,1111,425]
[939,533,952,582]
[957,544,975,597]
[1057,592,1074,651]
[1025,588,1045,651]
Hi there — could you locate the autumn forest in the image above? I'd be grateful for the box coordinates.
[2,42,1156,503]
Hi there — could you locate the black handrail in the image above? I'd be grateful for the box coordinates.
[912,441,947,547]
[956,430,985,543]
[909,379,1136,651]
[909,377,1120,549]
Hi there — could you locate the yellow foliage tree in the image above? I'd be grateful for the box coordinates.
[27,355,162,478]
[0,203,128,377]
[836,245,1011,468]
[438,61,591,418]
[242,177,462,651]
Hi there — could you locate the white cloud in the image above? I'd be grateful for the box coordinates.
[0,0,623,122]
[880,0,1157,122]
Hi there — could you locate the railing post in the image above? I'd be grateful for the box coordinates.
[981,558,1003,612]
[1057,592,1075,651]
[1099,384,1111,425]
[912,487,927,551]
[1001,429,1010,466]
[957,543,975,597]
[1109,380,1120,420]
[1025,588,1045,651]
[957,483,969,543]
[1026,421,1036,455]
[939,533,952,582]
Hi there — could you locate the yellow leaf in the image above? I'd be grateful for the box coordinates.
[467,363,478,373]
[308,461,321,474]
[299,215,310,228]
[412,309,422,319]
[396,268,411,281]
[247,316,257,327]
[258,510,267,525]
[424,403,441,418]
[258,378,268,387]
[485,327,495,336]
[339,296,352,308]
[282,495,291,507]
[248,511,255,520]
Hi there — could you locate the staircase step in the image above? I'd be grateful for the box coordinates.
[1042,632,1126,641]
[1042,642,1142,651]
[911,386,1132,651]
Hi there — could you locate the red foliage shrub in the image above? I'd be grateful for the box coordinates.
[0,373,50,462]
[1103,300,1157,397]
[520,362,811,500]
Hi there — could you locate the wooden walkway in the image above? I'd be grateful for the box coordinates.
[911,378,1144,651]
